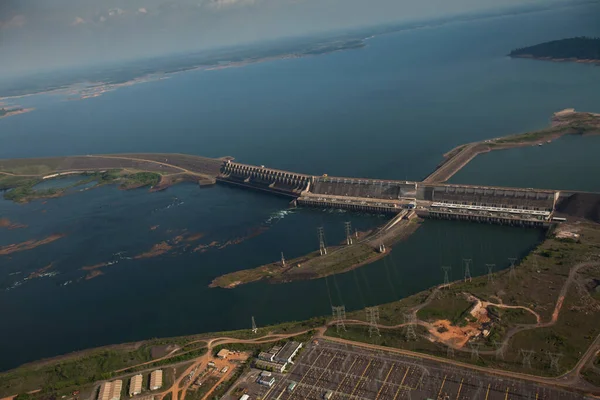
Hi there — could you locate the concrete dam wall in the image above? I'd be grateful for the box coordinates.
[218,161,311,197]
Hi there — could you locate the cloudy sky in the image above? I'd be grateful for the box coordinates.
[0,0,556,75]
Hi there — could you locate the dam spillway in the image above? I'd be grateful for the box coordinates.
[217,160,566,226]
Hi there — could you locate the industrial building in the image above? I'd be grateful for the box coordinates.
[258,376,276,387]
[273,341,302,364]
[217,349,230,359]
[129,375,142,397]
[98,380,123,400]
[239,395,250,400]
[254,360,285,373]
[149,370,163,390]
[257,351,274,362]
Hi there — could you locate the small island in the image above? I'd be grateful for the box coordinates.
[0,106,34,119]
[509,36,600,64]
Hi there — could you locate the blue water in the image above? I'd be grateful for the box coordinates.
[0,2,599,370]
[450,135,600,191]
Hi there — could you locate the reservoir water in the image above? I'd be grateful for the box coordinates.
[0,2,599,370]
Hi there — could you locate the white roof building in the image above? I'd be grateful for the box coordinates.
[150,370,163,390]
[129,375,142,397]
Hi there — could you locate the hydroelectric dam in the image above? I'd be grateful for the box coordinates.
[217,160,569,228]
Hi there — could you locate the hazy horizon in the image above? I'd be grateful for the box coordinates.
[1,0,589,76]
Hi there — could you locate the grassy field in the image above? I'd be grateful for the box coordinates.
[0,170,163,203]
[326,221,600,377]
[417,296,473,325]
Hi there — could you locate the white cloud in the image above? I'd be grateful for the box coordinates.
[72,17,86,26]
[99,15,107,22]
[206,0,256,9]
[0,15,26,30]
[138,8,148,14]
[108,8,126,17]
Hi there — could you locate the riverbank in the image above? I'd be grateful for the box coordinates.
[511,54,600,65]
[2,220,599,398]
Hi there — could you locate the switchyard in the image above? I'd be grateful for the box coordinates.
[263,340,586,400]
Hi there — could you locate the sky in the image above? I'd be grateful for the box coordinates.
[0,0,564,75]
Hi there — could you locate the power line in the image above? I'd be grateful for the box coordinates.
[345,221,353,245]
[318,226,327,256]
[365,306,380,337]
[463,258,472,282]
[332,305,347,333]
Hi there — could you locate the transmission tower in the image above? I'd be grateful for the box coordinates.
[463,258,472,282]
[318,227,327,255]
[251,316,257,334]
[365,306,380,337]
[332,305,347,333]
[547,352,562,372]
[345,222,353,245]
[520,349,535,369]
[280,252,286,267]
[469,342,480,361]
[486,264,495,283]
[403,314,417,341]
[442,266,451,287]
[446,346,455,358]
[508,258,517,279]
[493,340,506,360]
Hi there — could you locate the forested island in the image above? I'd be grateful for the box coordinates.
[510,37,600,62]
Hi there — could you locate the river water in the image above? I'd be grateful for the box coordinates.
[0,3,599,370]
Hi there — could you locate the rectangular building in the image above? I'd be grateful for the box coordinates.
[110,380,123,400]
[149,370,163,390]
[129,375,142,397]
[217,349,230,359]
[254,360,285,373]
[258,376,275,387]
[98,382,112,400]
[257,351,274,362]
[273,341,302,364]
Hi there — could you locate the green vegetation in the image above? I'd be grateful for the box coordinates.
[0,317,321,398]
[510,37,600,60]
[0,345,153,397]
[0,170,162,203]
[0,175,41,190]
[326,222,600,377]
[0,175,64,203]
[119,172,161,189]
[417,297,473,325]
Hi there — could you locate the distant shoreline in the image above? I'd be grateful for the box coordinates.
[510,54,600,65]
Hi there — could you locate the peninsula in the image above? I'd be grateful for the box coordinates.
[509,36,600,64]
